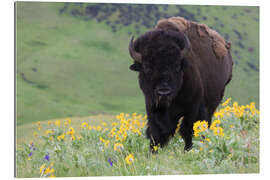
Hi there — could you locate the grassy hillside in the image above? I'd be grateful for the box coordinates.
[16,102,259,177]
[16,2,259,125]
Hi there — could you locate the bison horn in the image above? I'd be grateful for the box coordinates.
[129,36,142,63]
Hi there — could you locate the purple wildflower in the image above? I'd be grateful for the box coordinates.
[108,158,113,166]
[29,142,34,150]
[44,153,50,161]
[28,152,33,157]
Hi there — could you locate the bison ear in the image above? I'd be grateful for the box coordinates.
[129,62,142,72]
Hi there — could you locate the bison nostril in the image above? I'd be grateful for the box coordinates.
[157,87,171,96]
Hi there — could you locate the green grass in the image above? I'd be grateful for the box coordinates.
[15,2,260,177]
[16,2,259,126]
[16,2,145,125]
[16,101,259,177]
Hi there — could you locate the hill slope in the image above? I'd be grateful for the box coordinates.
[16,2,259,125]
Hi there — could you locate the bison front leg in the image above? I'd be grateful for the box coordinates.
[146,123,171,153]
[180,104,200,151]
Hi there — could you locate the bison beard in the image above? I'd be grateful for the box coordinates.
[128,17,233,153]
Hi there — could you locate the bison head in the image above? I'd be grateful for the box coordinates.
[129,30,191,110]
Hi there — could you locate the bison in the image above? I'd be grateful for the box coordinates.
[128,17,233,152]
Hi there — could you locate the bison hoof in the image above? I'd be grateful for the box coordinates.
[184,143,193,152]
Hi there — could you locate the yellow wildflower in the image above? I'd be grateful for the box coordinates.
[71,135,76,141]
[225,106,231,112]
[44,167,55,175]
[66,127,75,135]
[193,121,201,132]
[45,129,54,135]
[233,101,239,108]
[115,134,121,141]
[214,111,224,118]
[99,137,105,143]
[114,143,124,152]
[81,122,88,129]
[256,109,260,115]
[116,113,125,120]
[132,128,142,136]
[194,130,200,137]
[121,131,128,141]
[48,120,53,126]
[200,121,208,131]
[222,97,231,106]
[104,140,110,148]
[55,120,61,127]
[193,120,208,137]
[210,119,221,130]
[40,164,46,173]
[125,154,135,165]
[57,133,65,141]
[96,125,102,131]
[64,118,71,126]
[213,127,224,137]
[99,137,109,148]
[33,131,38,137]
[109,127,116,137]
[111,122,118,126]
[36,121,42,130]
[153,145,158,152]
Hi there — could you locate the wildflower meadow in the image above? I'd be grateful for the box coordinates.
[16,98,259,177]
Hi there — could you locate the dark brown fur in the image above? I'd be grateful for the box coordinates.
[128,17,233,152]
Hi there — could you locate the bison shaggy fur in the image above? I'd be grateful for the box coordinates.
[128,17,233,152]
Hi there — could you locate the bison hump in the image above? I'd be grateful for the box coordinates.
[155,16,231,59]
